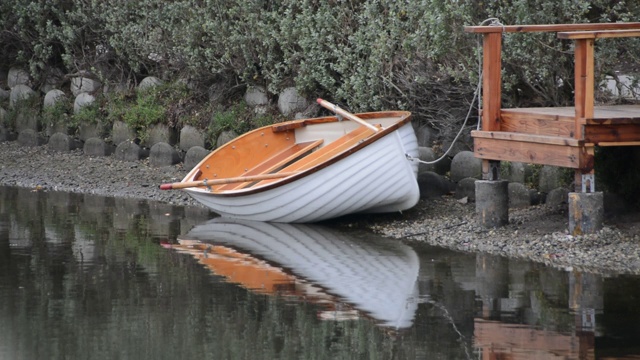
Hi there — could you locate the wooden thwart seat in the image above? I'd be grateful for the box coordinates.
[216,139,324,191]
[247,125,377,189]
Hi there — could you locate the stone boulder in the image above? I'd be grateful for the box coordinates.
[74,93,96,113]
[44,89,66,108]
[278,87,308,116]
[508,182,530,209]
[245,86,269,106]
[418,171,453,199]
[179,125,205,152]
[7,67,32,88]
[455,177,477,201]
[150,142,181,167]
[48,132,79,152]
[138,76,163,91]
[450,151,482,182]
[71,77,101,96]
[9,84,37,108]
[184,146,210,170]
[84,137,114,157]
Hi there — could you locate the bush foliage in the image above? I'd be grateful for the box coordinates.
[3,1,639,123]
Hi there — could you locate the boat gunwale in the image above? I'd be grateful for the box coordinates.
[183,110,412,198]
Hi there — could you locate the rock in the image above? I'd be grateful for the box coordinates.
[546,187,570,208]
[455,177,477,201]
[145,123,177,147]
[277,87,308,116]
[114,141,147,161]
[179,125,205,152]
[216,130,238,148]
[44,89,67,108]
[48,132,79,152]
[508,182,530,209]
[184,146,210,170]
[138,76,163,91]
[417,147,436,173]
[7,67,31,88]
[112,121,136,145]
[78,123,108,141]
[71,77,101,96]
[74,93,96,113]
[503,162,526,183]
[450,151,482,182]
[83,137,114,156]
[433,156,452,176]
[538,165,568,194]
[17,129,46,147]
[418,171,452,199]
[150,142,181,167]
[9,84,37,108]
[245,86,269,106]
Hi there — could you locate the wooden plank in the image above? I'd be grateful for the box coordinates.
[558,29,640,39]
[473,136,582,168]
[217,139,324,191]
[574,38,594,139]
[471,130,581,146]
[465,23,640,34]
[584,124,640,144]
[250,126,376,187]
[501,110,575,137]
[482,32,502,131]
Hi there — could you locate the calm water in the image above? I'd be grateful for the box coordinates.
[1,186,640,360]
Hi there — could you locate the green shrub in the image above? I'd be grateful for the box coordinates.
[42,100,73,132]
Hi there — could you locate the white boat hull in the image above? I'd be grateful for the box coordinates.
[184,123,419,223]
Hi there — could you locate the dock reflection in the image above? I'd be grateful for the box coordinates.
[171,218,421,330]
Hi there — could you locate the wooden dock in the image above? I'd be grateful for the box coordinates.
[465,23,640,192]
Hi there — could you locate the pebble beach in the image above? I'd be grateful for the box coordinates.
[1,140,639,275]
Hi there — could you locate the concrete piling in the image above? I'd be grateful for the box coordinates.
[569,192,603,235]
[476,180,509,228]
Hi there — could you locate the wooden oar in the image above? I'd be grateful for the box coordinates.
[316,98,380,132]
[159,172,298,190]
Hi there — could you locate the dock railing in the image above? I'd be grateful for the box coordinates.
[465,22,640,191]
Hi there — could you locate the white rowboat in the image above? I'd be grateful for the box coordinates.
[161,99,419,223]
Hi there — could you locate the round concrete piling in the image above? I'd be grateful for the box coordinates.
[475,180,509,228]
[569,192,603,235]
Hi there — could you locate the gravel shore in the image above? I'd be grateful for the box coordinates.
[1,141,639,275]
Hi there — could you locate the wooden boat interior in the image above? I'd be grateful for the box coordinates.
[189,112,409,193]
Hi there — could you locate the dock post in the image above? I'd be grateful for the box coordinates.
[476,160,509,228]
[569,173,603,235]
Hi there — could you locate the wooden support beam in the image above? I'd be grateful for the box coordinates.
[574,38,594,140]
[482,33,502,133]
[472,131,584,169]
[558,29,640,39]
[465,22,640,34]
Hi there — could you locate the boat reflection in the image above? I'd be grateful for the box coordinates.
[172,218,420,329]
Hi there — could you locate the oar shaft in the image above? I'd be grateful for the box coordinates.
[316,98,380,132]
[160,172,298,190]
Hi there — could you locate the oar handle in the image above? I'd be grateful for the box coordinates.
[316,98,380,132]
[160,172,299,190]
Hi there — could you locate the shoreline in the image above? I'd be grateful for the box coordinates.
[1,141,639,276]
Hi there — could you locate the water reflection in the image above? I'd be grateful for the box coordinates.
[2,186,640,359]
[174,218,420,329]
